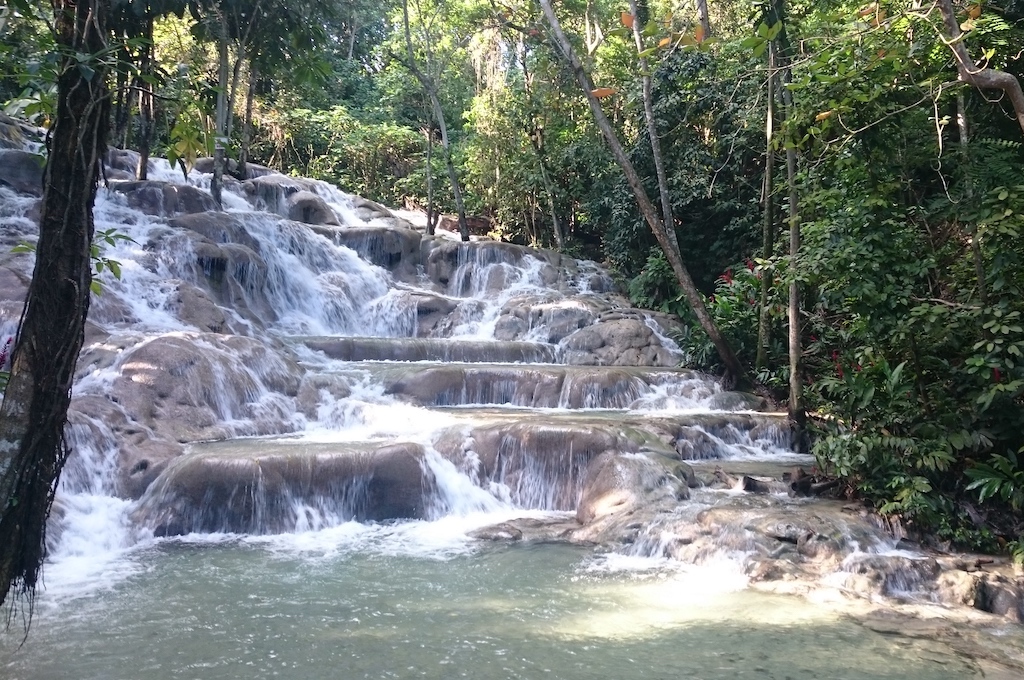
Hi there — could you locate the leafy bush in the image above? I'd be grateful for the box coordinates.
[251,106,426,207]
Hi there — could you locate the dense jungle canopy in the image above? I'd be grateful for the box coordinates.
[1,0,1024,561]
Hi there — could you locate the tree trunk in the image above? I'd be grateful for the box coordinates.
[628,0,677,250]
[135,14,155,180]
[936,0,1024,136]
[785,123,804,447]
[441,135,469,241]
[537,157,563,250]
[347,19,357,60]
[772,1,805,448]
[237,60,258,181]
[227,54,243,139]
[528,124,563,250]
[521,51,563,250]
[0,0,109,611]
[539,0,744,385]
[112,62,130,149]
[696,0,711,39]
[756,41,777,370]
[957,91,987,305]
[211,10,230,210]
[424,126,436,236]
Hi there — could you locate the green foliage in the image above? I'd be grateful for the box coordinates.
[627,249,683,314]
[166,113,213,177]
[714,1,1024,554]
[965,449,1024,511]
[606,47,763,292]
[255,106,426,206]
[1,9,58,125]
[1010,537,1024,567]
[667,255,788,386]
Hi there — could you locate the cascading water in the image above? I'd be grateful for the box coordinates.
[2,137,1022,678]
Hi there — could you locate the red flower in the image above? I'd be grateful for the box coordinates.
[721,269,733,285]
[745,258,755,272]
[993,367,1002,383]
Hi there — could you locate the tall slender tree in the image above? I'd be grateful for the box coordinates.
[538,0,745,385]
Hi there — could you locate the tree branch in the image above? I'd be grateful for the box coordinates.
[935,0,1024,135]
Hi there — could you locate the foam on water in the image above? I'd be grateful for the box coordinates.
[41,494,141,605]
[447,254,552,339]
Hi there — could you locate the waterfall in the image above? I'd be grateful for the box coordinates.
[3,139,948,618]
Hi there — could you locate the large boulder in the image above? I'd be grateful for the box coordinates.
[439,214,493,236]
[384,365,567,408]
[435,421,639,511]
[155,216,273,327]
[285,190,340,226]
[300,336,557,364]
[241,174,323,218]
[422,239,559,294]
[105,148,142,176]
[167,212,262,251]
[131,441,432,535]
[324,225,422,279]
[493,294,601,343]
[410,292,459,336]
[0,149,44,196]
[107,180,218,216]
[0,114,43,151]
[193,157,277,179]
[562,317,677,367]
[104,333,302,443]
[575,451,687,525]
[167,281,236,334]
[351,196,398,223]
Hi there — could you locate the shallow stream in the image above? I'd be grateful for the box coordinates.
[1,533,987,680]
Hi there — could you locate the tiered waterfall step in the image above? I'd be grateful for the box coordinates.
[294,336,559,363]
[294,359,768,411]
[130,407,793,536]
